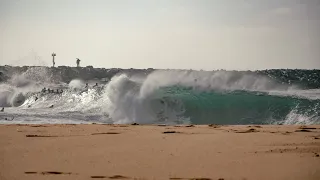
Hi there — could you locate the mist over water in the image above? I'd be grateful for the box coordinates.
[0,66,319,125]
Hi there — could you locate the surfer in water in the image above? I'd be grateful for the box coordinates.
[0,107,4,112]
[4,116,14,121]
[85,83,88,89]
[93,83,98,88]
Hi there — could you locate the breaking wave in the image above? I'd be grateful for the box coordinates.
[0,67,319,125]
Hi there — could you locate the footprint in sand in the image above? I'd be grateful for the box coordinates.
[91,175,107,178]
[163,131,180,134]
[91,132,121,135]
[208,124,222,128]
[235,128,258,133]
[25,171,72,175]
[91,175,129,179]
[247,125,262,128]
[295,129,313,132]
[298,125,317,130]
[170,178,213,180]
[26,135,59,137]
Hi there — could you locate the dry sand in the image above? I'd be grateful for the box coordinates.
[0,124,319,180]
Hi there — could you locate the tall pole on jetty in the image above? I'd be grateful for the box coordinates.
[52,53,56,67]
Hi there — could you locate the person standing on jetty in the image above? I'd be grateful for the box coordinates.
[76,58,81,67]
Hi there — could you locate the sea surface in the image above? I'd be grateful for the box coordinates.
[0,67,319,125]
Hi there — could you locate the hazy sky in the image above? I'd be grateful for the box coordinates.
[0,0,319,70]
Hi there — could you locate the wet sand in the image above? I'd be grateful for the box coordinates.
[0,124,320,180]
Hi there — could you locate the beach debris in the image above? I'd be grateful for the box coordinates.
[131,123,139,125]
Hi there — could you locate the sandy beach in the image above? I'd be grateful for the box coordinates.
[0,124,319,180]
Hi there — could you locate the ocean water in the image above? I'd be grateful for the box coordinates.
[0,67,319,125]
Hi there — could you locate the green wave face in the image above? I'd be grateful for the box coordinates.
[152,86,320,125]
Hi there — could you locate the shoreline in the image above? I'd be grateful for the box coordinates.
[1,124,320,180]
